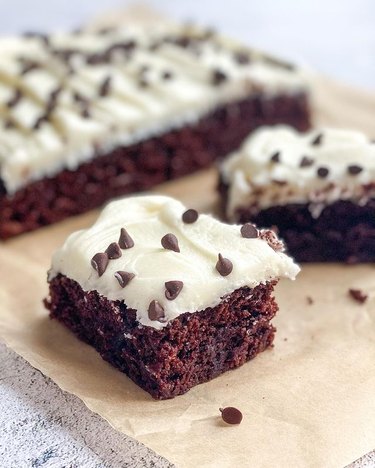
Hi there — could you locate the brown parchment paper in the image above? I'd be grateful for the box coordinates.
[1,8,375,468]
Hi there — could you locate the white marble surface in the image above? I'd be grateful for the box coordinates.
[0,1,375,467]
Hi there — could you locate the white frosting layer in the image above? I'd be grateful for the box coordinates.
[49,195,299,329]
[221,126,375,219]
[0,25,308,194]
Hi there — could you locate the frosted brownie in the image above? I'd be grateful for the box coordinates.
[220,126,375,262]
[45,195,299,399]
[0,24,310,239]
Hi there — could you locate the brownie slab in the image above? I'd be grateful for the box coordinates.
[45,195,299,399]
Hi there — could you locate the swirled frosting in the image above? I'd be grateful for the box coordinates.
[49,195,299,329]
[221,125,375,219]
[0,24,308,194]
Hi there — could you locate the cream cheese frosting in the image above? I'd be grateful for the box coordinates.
[49,195,299,329]
[0,24,308,194]
[221,125,375,219]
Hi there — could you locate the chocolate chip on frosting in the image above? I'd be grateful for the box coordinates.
[161,233,180,252]
[118,228,134,249]
[219,407,243,425]
[99,76,112,97]
[311,133,323,146]
[216,253,233,276]
[270,151,281,163]
[182,209,198,224]
[105,242,122,259]
[161,70,173,80]
[347,164,363,175]
[114,271,135,288]
[300,155,315,167]
[241,223,259,239]
[212,68,227,86]
[165,280,183,300]
[233,51,250,65]
[91,252,109,277]
[148,300,165,322]
[317,166,329,178]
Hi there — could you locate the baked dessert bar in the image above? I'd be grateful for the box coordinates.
[0,24,310,239]
[45,195,299,399]
[220,125,375,262]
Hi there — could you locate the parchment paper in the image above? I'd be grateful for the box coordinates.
[1,8,375,468]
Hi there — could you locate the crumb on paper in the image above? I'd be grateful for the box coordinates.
[348,288,368,304]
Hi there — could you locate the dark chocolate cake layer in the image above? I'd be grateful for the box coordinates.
[0,93,309,239]
[45,275,278,400]
[234,198,375,263]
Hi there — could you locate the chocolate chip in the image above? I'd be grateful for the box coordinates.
[311,133,323,146]
[348,288,368,304]
[216,253,233,276]
[165,280,183,300]
[212,68,227,86]
[347,165,363,175]
[105,242,122,259]
[118,228,134,249]
[161,70,173,80]
[99,76,112,97]
[182,209,198,224]
[240,223,259,239]
[270,151,281,163]
[114,271,135,288]
[219,407,243,425]
[300,156,315,167]
[161,233,180,252]
[317,167,329,178]
[91,252,109,277]
[234,51,250,65]
[148,300,165,322]
[6,89,22,108]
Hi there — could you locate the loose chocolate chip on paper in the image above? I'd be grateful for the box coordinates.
[91,252,109,277]
[216,253,233,276]
[148,300,165,321]
[119,228,134,249]
[161,233,180,252]
[165,280,184,300]
[114,271,135,288]
[240,223,259,239]
[348,288,368,304]
[182,209,198,224]
[219,407,243,425]
[105,242,122,259]
[347,165,363,175]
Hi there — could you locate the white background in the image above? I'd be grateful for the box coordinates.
[0,0,374,90]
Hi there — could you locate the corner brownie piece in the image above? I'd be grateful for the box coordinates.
[0,23,310,239]
[45,195,299,399]
[220,125,375,262]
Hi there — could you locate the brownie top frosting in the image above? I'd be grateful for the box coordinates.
[49,195,299,329]
[0,23,308,194]
[221,125,375,219]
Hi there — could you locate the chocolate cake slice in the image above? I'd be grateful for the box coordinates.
[220,125,375,262]
[45,195,299,399]
[0,23,310,239]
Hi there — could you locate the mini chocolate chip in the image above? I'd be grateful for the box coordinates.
[212,68,227,85]
[161,233,180,252]
[114,271,135,288]
[99,76,112,97]
[148,300,165,322]
[216,253,233,276]
[270,151,281,163]
[347,165,363,175]
[91,252,109,277]
[300,156,315,167]
[118,228,134,249]
[219,407,243,425]
[165,280,183,300]
[311,133,323,146]
[182,209,198,224]
[317,167,329,178]
[161,70,173,80]
[234,51,250,65]
[348,288,368,304]
[241,223,259,238]
[105,242,122,259]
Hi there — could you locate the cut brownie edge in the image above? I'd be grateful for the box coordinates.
[1,92,309,239]
[45,274,278,400]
